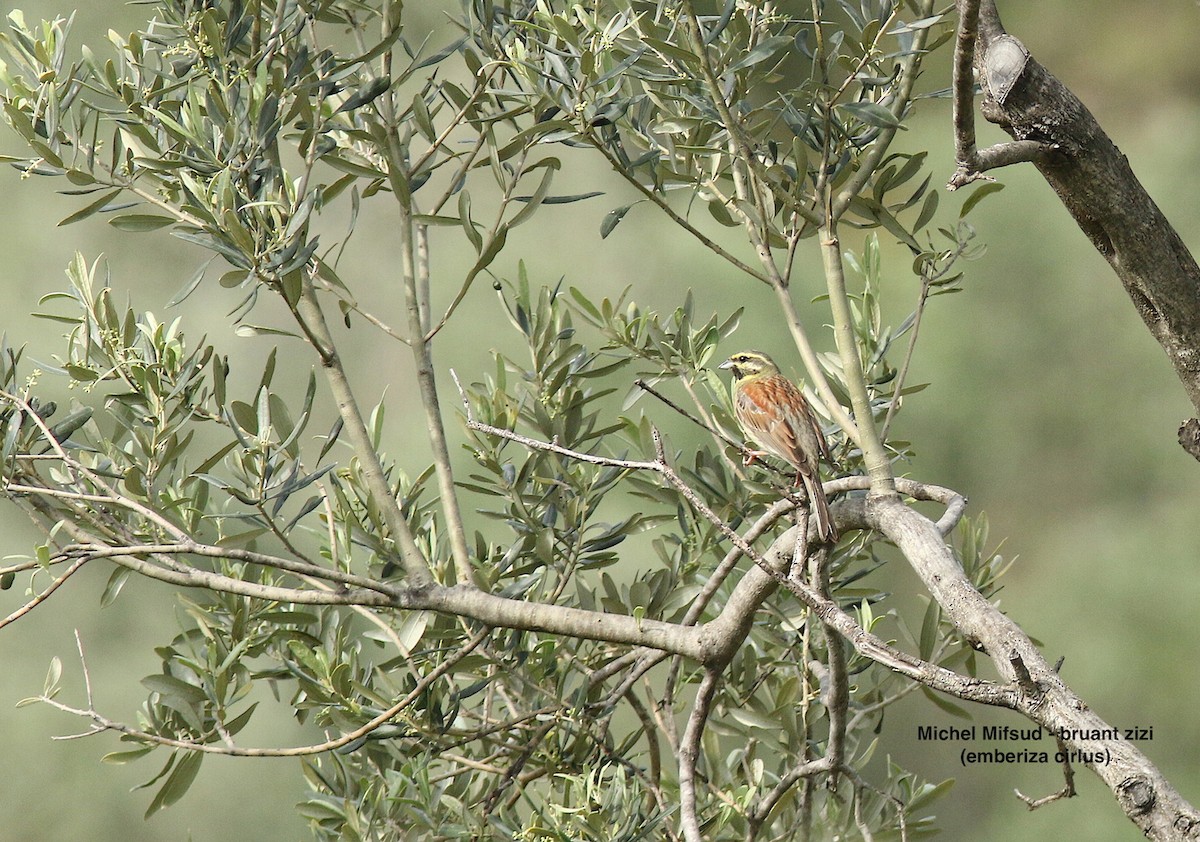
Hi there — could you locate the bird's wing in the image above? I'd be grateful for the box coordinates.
[736,380,806,467]
[793,389,835,465]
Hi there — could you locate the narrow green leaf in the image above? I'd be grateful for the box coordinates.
[145,751,203,817]
[918,598,940,660]
[920,685,972,719]
[914,188,939,230]
[168,258,213,307]
[412,214,461,226]
[101,746,154,765]
[62,364,95,382]
[335,76,391,114]
[99,566,132,608]
[229,399,257,435]
[410,36,468,72]
[218,270,249,288]
[317,416,343,463]
[57,188,121,226]
[838,100,903,129]
[727,35,793,72]
[46,407,93,442]
[458,190,480,251]
[322,155,387,180]
[959,182,1005,218]
[233,324,300,338]
[141,674,207,704]
[508,166,554,227]
[539,191,604,205]
[43,656,62,696]
[600,203,637,239]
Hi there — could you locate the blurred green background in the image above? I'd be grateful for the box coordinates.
[0,1,1198,839]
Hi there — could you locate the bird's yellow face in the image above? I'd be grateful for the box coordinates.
[719,350,780,385]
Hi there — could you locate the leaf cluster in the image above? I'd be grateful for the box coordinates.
[0,1,1012,840]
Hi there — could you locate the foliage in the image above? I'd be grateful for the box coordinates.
[0,1,1013,840]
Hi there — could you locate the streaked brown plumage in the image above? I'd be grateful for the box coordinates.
[720,350,837,542]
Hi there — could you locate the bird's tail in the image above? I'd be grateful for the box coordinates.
[801,473,837,543]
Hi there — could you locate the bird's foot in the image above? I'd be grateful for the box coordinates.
[742,449,769,467]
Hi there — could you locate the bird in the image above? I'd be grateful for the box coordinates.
[719,350,837,542]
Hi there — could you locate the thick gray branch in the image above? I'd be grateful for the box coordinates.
[969,0,1200,426]
[869,493,1200,840]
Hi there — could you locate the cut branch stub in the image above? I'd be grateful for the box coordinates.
[972,0,1200,422]
[981,35,1028,105]
[1178,418,1200,463]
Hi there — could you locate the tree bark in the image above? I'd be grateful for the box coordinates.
[871,494,1200,840]
[971,0,1200,431]
[946,4,1200,835]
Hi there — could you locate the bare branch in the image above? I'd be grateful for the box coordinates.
[870,493,1200,838]
[816,224,896,492]
[634,377,752,480]
[951,0,982,167]
[0,557,88,631]
[1015,733,1076,810]
[58,542,393,596]
[678,669,720,842]
[946,0,1053,190]
[948,140,1047,190]
[291,279,434,585]
[969,2,1200,425]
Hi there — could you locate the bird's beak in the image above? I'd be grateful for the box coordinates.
[718,359,733,370]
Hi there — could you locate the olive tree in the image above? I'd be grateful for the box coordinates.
[0,1,1195,840]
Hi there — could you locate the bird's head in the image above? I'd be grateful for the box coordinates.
[719,350,779,383]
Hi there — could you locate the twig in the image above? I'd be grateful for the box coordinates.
[769,284,864,450]
[617,686,667,812]
[600,499,794,713]
[634,377,772,470]
[1015,734,1077,809]
[948,141,1047,190]
[606,494,820,723]
[638,373,750,479]
[41,629,491,757]
[408,65,502,177]
[584,135,770,284]
[378,111,476,586]
[951,0,982,168]
[482,719,555,814]
[842,762,909,842]
[813,547,848,780]
[0,390,189,542]
[59,541,393,596]
[75,629,94,708]
[1009,650,1042,699]
[880,276,931,442]
[680,0,796,281]
[313,289,410,344]
[291,276,434,585]
[744,533,847,836]
[0,556,89,631]
[17,483,715,660]
[946,0,1048,189]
